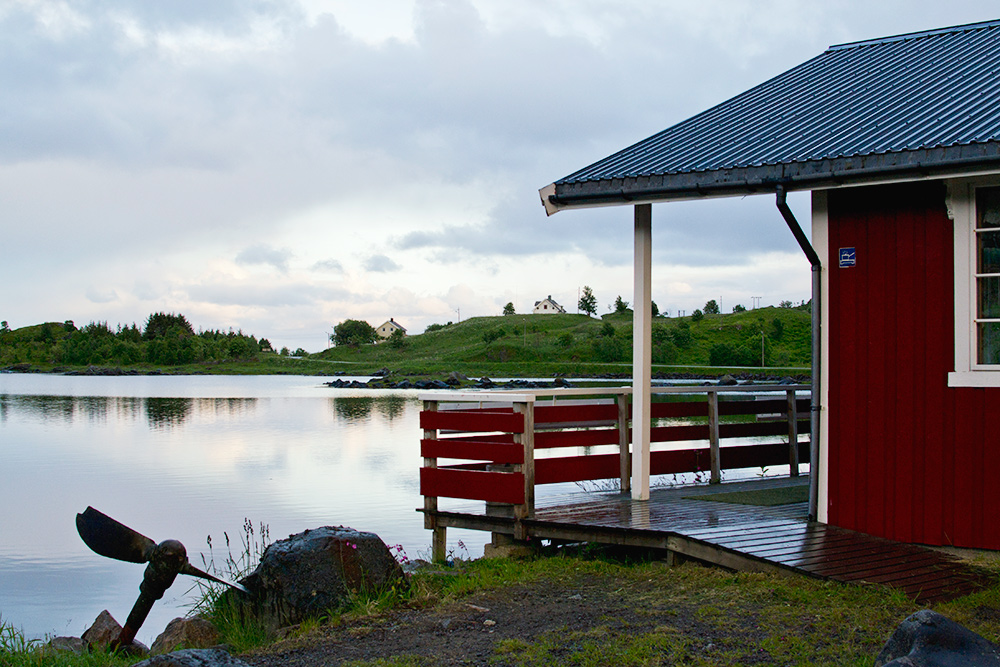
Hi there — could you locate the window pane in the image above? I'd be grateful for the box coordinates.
[978,322,1000,365]
[979,230,1000,274]
[977,187,1000,229]
[979,276,1000,318]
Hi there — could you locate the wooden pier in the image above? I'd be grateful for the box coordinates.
[419,387,988,603]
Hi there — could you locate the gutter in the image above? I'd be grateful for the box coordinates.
[775,185,821,522]
[539,144,1000,214]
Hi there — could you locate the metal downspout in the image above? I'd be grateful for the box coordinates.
[775,185,822,522]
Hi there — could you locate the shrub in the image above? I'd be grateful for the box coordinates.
[332,319,377,347]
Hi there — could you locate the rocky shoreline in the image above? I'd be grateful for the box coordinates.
[2,363,809,387]
[324,368,809,391]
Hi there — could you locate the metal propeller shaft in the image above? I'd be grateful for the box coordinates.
[75,506,247,651]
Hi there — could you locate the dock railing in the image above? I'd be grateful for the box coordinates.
[419,385,810,559]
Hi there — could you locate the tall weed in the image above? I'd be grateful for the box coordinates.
[188,519,272,652]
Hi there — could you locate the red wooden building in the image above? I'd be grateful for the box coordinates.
[540,20,1000,550]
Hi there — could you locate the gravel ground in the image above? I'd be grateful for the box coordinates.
[240,571,731,666]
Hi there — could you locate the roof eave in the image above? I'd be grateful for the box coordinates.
[540,143,1000,214]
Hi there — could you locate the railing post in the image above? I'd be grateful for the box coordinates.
[707,391,721,484]
[422,400,446,562]
[786,389,800,477]
[512,400,535,541]
[617,393,631,494]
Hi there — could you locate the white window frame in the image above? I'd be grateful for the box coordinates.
[948,177,1000,387]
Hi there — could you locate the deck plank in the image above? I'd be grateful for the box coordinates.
[422,477,989,603]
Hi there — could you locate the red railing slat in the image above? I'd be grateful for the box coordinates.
[651,402,708,418]
[651,424,708,442]
[420,409,524,433]
[421,438,524,464]
[420,467,524,504]
[534,403,618,424]
[536,454,620,484]
[535,428,620,449]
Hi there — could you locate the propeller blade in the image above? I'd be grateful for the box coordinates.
[76,507,156,564]
[180,562,248,593]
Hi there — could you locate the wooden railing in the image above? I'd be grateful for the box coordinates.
[420,385,810,558]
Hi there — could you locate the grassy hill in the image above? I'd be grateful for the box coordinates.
[314,306,811,377]
[0,307,811,377]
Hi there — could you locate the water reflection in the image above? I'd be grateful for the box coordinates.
[145,397,193,429]
[331,395,408,422]
[0,395,258,430]
[0,376,489,646]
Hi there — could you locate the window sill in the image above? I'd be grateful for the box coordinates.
[948,371,1000,387]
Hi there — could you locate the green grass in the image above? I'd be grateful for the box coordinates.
[326,548,1000,667]
[0,616,137,667]
[2,306,811,378]
[313,307,812,378]
[9,546,997,666]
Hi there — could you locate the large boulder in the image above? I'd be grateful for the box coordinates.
[876,609,1000,666]
[132,648,251,667]
[151,617,220,655]
[81,609,149,655]
[238,526,407,627]
[45,636,87,654]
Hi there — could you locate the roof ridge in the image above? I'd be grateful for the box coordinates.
[828,18,1000,51]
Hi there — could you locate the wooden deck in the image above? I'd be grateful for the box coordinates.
[424,477,988,603]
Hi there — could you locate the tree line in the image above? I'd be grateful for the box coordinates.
[0,313,274,367]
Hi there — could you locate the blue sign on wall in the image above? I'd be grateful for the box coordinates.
[839,247,856,268]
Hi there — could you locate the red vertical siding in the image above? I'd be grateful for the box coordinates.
[826,181,1000,549]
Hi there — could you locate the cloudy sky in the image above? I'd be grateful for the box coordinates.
[2,1,997,351]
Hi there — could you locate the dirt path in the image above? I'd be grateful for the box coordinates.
[241,568,761,666]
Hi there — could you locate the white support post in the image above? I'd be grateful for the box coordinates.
[632,204,652,500]
[707,391,721,484]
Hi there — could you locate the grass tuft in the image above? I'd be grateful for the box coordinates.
[188,519,274,653]
[0,615,137,667]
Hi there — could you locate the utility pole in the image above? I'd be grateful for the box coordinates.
[455,307,461,323]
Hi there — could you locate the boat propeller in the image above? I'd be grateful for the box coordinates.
[75,506,247,650]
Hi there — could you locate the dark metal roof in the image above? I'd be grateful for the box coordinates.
[543,19,1000,213]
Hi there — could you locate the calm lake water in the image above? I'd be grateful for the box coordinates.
[0,373,488,646]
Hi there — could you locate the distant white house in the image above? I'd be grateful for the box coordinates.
[376,318,406,340]
[533,295,566,314]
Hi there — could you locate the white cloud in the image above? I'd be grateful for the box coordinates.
[85,286,119,304]
[235,244,293,273]
[1,0,997,349]
[364,255,402,273]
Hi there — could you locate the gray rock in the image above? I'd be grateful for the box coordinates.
[151,617,220,655]
[81,609,149,655]
[876,609,1000,666]
[45,636,87,654]
[448,371,469,382]
[237,526,408,627]
[717,374,738,386]
[132,648,250,667]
